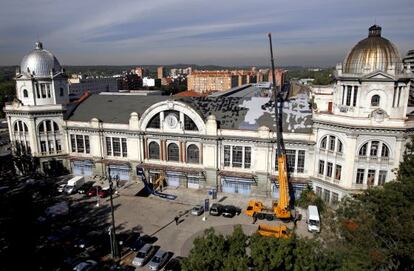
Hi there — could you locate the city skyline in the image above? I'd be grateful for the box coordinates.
[0,0,413,67]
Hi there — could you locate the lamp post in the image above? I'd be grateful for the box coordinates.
[107,167,119,260]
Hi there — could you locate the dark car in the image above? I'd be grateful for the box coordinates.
[98,187,112,198]
[117,231,141,249]
[164,256,184,271]
[86,186,102,197]
[222,205,241,218]
[209,203,223,216]
[130,234,156,252]
[78,182,94,194]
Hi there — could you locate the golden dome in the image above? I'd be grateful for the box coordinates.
[343,25,402,74]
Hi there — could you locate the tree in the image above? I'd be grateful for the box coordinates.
[222,225,249,271]
[296,185,325,212]
[182,228,227,271]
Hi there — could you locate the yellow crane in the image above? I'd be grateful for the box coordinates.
[245,33,293,226]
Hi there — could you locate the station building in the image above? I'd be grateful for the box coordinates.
[4,25,413,204]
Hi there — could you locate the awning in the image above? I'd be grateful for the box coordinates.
[219,170,256,179]
[270,175,310,184]
[102,159,131,167]
[139,163,204,175]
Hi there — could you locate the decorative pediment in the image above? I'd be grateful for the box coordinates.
[362,71,395,81]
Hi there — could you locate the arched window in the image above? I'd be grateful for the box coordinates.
[23,89,28,98]
[148,142,160,159]
[337,140,343,153]
[320,136,327,149]
[14,120,28,133]
[147,114,160,129]
[167,143,179,162]
[187,144,200,164]
[38,120,60,134]
[359,143,368,156]
[381,144,389,158]
[184,115,198,131]
[371,95,380,106]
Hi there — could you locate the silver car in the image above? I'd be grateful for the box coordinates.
[132,243,156,267]
[191,205,204,216]
[147,250,169,270]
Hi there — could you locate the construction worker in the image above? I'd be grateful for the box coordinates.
[174,216,179,225]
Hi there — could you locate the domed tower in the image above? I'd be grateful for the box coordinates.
[16,41,69,106]
[4,42,69,174]
[312,25,413,203]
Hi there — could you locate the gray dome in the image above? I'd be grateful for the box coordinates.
[343,25,402,74]
[20,42,62,77]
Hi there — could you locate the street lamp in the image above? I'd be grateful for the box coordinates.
[107,167,119,259]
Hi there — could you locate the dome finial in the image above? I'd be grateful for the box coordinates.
[35,41,43,50]
[368,25,381,37]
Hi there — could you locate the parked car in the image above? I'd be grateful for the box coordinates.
[65,176,85,194]
[72,259,98,271]
[117,231,141,249]
[129,234,155,252]
[222,205,241,218]
[78,182,94,194]
[98,187,112,198]
[163,256,184,271]
[191,205,204,216]
[86,186,102,197]
[57,183,67,193]
[109,264,135,271]
[209,203,223,216]
[132,243,157,267]
[148,250,170,270]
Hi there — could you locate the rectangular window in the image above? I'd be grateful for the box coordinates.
[232,146,243,168]
[331,192,339,205]
[56,139,61,153]
[41,84,46,98]
[70,134,76,152]
[286,149,296,173]
[297,150,305,173]
[36,84,40,99]
[392,86,397,107]
[335,165,342,180]
[323,189,330,203]
[346,86,352,106]
[85,136,90,154]
[356,168,365,184]
[352,86,358,106]
[48,140,55,153]
[76,135,84,153]
[341,85,345,104]
[113,137,121,156]
[378,170,387,186]
[40,141,47,153]
[326,162,333,177]
[122,138,127,157]
[367,169,376,186]
[244,147,251,169]
[329,136,335,151]
[318,160,325,175]
[316,186,322,197]
[224,145,231,167]
[370,141,379,156]
[106,137,112,156]
[46,84,51,98]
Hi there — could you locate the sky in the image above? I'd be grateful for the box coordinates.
[0,0,413,67]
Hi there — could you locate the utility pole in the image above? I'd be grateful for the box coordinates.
[107,167,119,259]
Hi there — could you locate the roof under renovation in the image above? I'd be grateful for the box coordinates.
[67,90,313,134]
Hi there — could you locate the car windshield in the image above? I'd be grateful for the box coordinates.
[66,185,74,189]
[309,219,319,226]
[136,252,146,258]
[152,256,161,263]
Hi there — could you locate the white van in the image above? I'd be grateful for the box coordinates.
[307,205,321,233]
[65,176,85,194]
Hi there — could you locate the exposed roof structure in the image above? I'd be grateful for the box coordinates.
[67,92,313,133]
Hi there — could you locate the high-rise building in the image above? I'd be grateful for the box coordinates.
[157,66,165,79]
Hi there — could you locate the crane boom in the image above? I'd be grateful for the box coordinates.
[268,33,291,219]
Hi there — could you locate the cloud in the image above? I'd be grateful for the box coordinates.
[0,0,413,66]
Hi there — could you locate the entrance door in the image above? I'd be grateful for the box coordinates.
[222,181,236,193]
[73,161,83,175]
[188,177,199,189]
[167,175,180,187]
[237,182,251,195]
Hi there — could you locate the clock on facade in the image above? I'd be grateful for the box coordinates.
[165,114,178,128]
